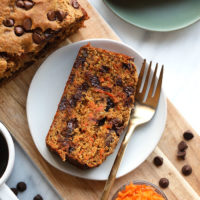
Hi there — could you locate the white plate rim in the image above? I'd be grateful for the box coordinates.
[26,38,167,180]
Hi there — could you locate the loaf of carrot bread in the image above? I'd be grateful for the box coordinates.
[46,44,138,168]
[0,0,88,84]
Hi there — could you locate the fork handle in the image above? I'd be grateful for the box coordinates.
[101,123,137,200]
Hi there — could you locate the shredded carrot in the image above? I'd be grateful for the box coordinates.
[104,124,112,129]
[93,88,117,102]
[95,104,104,112]
[100,77,105,82]
[116,183,165,200]
[99,148,104,159]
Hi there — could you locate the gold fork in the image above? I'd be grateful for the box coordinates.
[101,60,164,200]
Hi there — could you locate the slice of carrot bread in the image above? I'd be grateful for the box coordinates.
[46,43,138,168]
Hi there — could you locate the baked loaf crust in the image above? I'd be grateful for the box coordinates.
[46,44,138,168]
[0,0,88,83]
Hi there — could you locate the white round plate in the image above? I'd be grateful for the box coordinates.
[27,39,167,180]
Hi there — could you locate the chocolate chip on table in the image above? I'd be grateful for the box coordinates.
[182,164,192,176]
[159,178,169,189]
[23,18,32,31]
[14,26,24,36]
[153,156,163,167]
[178,141,188,151]
[56,10,67,21]
[33,194,43,200]
[17,182,27,192]
[183,130,194,141]
[47,11,56,21]
[3,19,15,27]
[71,0,79,9]
[11,188,18,195]
[177,150,186,160]
[24,0,35,10]
[16,0,25,8]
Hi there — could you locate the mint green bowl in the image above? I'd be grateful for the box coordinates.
[104,0,200,32]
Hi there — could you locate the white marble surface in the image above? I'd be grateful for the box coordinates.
[6,140,62,200]
[4,2,200,199]
[88,0,200,135]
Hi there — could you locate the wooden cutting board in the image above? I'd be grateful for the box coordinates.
[0,1,200,199]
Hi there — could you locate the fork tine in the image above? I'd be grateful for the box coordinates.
[141,61,152,99]
[152,65,164,106]
[147,63,158,99]
[136,59,146,94]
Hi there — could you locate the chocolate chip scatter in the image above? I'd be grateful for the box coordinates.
[74,56,86,68]
[177,150,186,160]
[100,65,110,73]
[67,118,78,131]
[74,90,83,101]
[11,188,18,195]
[32,30,44,44]
[47,11,56,21]
[3,19,15,27]
[59,96,68,111]
[183,130,194,141]
[14,26,24,36]
[182,165,192,176]
[122,62,132,70]
[111,118,124,135]
[17,182,27,192]
[71,0,79,9]
[16,0,25,8]
[33,194,43,200]
[98,117,106,126]
[44,28,55,40]
[24,0,34,10]
[116,78,123,86]
[23,18,32,31]
[69,96,77,108]
[105,97,115,112]
[90,75,100,87]
[56,10,66,21]
[153,156,163,167]
[124,97,133,107]
[105,133,114,147]
[124,86,134,97]
[159,178,169,188]
[101,86,112,92]
[68,146,75,154]
[178,141,188,152]
[79,82,89,92]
